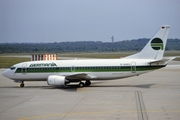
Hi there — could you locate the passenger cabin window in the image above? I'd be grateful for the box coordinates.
[10,66,16,70]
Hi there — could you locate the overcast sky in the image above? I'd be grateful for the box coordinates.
[0,0,180,43]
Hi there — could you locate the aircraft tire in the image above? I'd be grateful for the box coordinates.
[20,83,24,87]
[85,80,91,86]
[19,81,24,88]
[79,82,85,88]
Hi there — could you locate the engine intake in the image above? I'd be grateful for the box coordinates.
[47,75,69,86]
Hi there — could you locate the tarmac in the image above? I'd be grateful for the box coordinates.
[0,62,180,120]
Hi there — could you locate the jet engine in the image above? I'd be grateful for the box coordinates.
[47,75,69,86]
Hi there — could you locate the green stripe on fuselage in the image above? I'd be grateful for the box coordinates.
[15,65,166,73]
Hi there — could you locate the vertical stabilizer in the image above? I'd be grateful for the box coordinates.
[124,25,170,60]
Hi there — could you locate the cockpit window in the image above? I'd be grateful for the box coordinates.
[10,66,16,70]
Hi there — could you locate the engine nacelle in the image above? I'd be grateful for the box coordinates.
[47,75,69,86]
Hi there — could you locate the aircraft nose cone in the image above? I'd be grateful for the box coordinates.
[2,69,10,78]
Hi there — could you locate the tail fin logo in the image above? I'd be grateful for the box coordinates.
[151,38,163,50]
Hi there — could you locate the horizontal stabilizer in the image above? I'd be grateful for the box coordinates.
[149,57,176,65]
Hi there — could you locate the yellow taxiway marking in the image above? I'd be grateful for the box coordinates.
[19,110,180,120]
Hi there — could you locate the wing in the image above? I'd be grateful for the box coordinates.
[61,73,97,81]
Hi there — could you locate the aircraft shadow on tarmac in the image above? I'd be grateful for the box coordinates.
[88,83,155,89]
[0,83,155,92]
[27,83,155,89]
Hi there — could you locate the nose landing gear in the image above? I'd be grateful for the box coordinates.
[19,81,24,88]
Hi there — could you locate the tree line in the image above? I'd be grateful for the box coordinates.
[0,38,180,53]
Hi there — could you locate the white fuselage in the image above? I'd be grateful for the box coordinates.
[2,58,165,82]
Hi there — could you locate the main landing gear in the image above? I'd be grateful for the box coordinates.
[85,80,91,86]
[79,80,91,88]
[79,82,85,88]
[19,81,25,88]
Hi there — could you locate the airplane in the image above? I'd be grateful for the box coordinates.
[2,25,174,88]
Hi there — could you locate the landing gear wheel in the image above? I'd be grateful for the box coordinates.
[85,80,91,86]
[79,82,85,88]
[20,83,24,87]
[19,81,24,88]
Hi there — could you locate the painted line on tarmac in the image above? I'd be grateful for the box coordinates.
[19,110,180,120]
[135,91,148,120]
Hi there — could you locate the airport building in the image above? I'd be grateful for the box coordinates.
[31,54,58,61]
